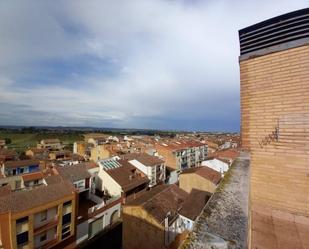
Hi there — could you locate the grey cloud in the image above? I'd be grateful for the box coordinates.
[0,0,308,130]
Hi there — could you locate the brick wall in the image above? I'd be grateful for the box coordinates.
[240,45,309,215]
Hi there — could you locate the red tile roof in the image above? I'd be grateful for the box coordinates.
[22,172,44,182]
[105,160,149,192]
[121,153,164,167]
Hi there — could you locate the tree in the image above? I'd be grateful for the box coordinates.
[4,138,11,145]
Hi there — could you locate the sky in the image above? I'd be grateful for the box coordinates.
[0,0,308,132]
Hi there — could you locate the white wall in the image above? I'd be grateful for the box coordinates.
[34,227,57,248]
[33,207,57,228]
[98,169,122,197]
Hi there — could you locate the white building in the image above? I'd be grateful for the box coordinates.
[201,158,229,175]
[122,153,166,188]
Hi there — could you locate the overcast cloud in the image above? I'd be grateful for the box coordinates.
[0,0,308,131]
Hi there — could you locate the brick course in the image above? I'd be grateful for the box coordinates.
[240,44,309,216]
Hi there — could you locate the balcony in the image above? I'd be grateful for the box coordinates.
[33,217,58,235]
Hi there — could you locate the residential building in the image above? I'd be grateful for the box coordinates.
[49,151,71,161]
[26,148,49,160]
[90,145,110,163]
[56,164,91,194]
[179,166,221,194]
[123,184,210,249]
[38,139,62,151]
[98,158,149,200]
[0,149,17,162]
[1,159,40,177]
[121,153,165,187]
[0,140,5,149]
[155,140,207,171]
[0,181,77,249]
[239,8,309,248]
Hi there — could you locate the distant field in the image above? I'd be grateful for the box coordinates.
[0,133,84,152]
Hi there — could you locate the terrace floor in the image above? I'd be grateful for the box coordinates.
[251,207,309,249]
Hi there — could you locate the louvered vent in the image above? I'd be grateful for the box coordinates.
[239,8,309,59]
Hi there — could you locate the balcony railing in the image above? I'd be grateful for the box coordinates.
[33,217,58,235]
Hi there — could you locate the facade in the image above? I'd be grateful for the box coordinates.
[0,140,5,149]
[179,166,221,194]
[90,145,110,163]
[239,8,309,249]
[121,153,165,187]
[155,141,208,171]
[38,139,62,151]
[0,181,77,249]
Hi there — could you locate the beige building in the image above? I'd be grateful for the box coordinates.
[239,8,309,249]
[179,166,221,194]
[155,140,208,171]
[38,139,62,151]
[90,145,110,162]
[0,181,77,249]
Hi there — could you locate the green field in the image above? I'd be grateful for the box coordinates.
[0,133,84,152]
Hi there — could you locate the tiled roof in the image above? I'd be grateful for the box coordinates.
[105,160,149,192]
[179,189,212,220]
[209,149,240,161]
[156,140,206,152]
[0,149,17,156]
[4,159,40,169]
[121,153,164,167]
[22,172,44,182]
[56,164,91,183]
[127,184,188,224]
[0,181,74,214]
[181,166,222,185]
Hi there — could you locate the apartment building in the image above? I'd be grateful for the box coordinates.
[239,8,309,248]
[155,140,208,171]
[0,160,41,190]
[121,153,166,187]
[0,181,77,249]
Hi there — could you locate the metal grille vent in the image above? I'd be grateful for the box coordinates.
[239,8,309,59]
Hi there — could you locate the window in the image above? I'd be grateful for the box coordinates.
[62,226,70,234]
[19,168,24,174]
[34,180,39,185]
[40,210,47,222]
[61,231,71,240]
[16,216,28,224]
[40,233,47,242]
[16,231,28,245]
[62,213,71,226]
